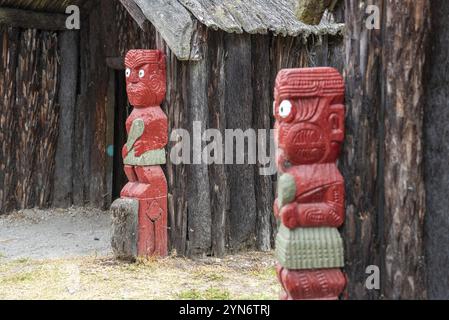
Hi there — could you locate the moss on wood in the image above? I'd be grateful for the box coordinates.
[295,0,332,25]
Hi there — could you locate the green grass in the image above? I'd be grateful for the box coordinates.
[2,272,35,284]
[177,288,231,300]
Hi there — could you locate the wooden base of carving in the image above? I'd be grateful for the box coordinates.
[112,165,167,259]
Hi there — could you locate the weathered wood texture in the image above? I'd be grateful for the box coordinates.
[53,31,79,207]
[72,2,114,208]
[0,7,68,30]
[424,0,449,300]
[0,0,85,13]
[114,3,345,256]
[129,0,344,60]
[343,0,429,299]
[0,26,60,213]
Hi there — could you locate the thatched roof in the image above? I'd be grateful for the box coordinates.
[130,0,344,60]
[0,0,85,13]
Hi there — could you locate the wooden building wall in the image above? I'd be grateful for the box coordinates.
[108,1,345,256]
[0,26,60,213]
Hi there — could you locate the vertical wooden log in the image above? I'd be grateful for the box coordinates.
[73,12,90,206]
[207,30,229,257]
[224,33,257,251]
[382,1,428,299]
[424,0,449,300]
[186,24,212,256]
[342,0,384,300]
[166,56,189,255]
[252,35,274,251]
[88,3,109,208]
[343,0,429,299]
[53,31,79,207]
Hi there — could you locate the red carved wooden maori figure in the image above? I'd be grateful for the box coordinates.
[273,67,346,300]
[111,50,168,259]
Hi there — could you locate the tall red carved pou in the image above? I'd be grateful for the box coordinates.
[273,68,346,300]
[111,50,168,259]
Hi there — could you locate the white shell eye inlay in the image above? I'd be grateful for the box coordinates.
[125,68,131,77]
[139,69,145,78]
[279,100,292,118]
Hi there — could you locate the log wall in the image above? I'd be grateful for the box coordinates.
[0,26,60,213]
[110,2,345,256]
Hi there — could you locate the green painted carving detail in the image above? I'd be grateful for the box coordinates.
[124,148,166,166]
[275,224,344,270]
[126,119,145,150]
[124,118,166,166]
[277,173,296,208]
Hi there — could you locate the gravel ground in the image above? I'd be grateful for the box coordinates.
[0,207,112,261]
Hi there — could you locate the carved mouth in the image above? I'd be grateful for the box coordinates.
[287,128,326,163]
[289,145,326,164]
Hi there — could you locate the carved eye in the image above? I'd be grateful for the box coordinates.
[139,69,145,78]
[279,100,292,118]
[125,68,131,77]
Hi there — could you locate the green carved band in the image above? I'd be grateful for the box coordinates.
[275,224,344,270]
[124,148,166,166]
[277,173,296,208]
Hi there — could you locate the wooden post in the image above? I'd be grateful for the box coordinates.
[273,67,346,300]
[343,0,429,299]
[111,50,168,259]
[53,31,79,207]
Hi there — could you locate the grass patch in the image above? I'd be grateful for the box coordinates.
[177,288,231,300]
[249,266,277,280]
[192,267,226,282]
[0,252,279,300]
[2,272,35,284]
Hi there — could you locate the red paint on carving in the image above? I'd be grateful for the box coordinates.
[276,265,346,300]
[137,191,168,257]
[274,68,345,228]
[121,50,168,258]
[274,68,345,167]
[280,164,344,228]
[273,67,346,300]
[125,50,166,108]
[125,106,168,153]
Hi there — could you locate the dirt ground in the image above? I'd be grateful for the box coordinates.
[0,208,111,260]
[0,208,279,300]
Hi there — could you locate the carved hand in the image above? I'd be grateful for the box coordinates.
[134,140,149,157]
[122,145,129,159]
